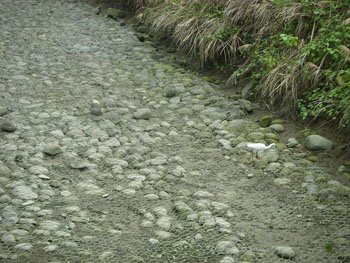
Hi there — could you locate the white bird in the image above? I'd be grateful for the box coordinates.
[246,143,276,159]
[246,143,276,151]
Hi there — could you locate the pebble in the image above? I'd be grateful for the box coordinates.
[1,234,16,243]
[43,144,63,156]
[14,243,33,251]
[274,246,295,259]
[90,99,103,116]
[0,118,17,132]
[11,186,38,200]
[216,241,240,255]
[133,108,152,120]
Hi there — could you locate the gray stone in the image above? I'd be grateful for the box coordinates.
[173,201,192,214]
[259,115,272,127]
[287,138,299,148]
[238,99,255,113]
[165,88,177,98]
[220,256,235,263]
[133,108,152,120]
[269,124,284,133]
[155,230,172,239]
[193,191,214,199]
[305,135,333,150]
[90,100,102,116]
[14,243,33,251]
[216,241,240,255]
[69,158,90,170]
[0,107,9,116]
[43,144,63,156]
[0,163,12,176]
[0,118,17,132]
[257,148,279,162]
[273,177,291,186]
[155,216,172,230]
[1,234,16,244]
[275,246,295,259]
[12,186,38,200]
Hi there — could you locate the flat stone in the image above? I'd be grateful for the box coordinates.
[275,246,295,259]
[155,230,172,239]
[269,124,284,133]
[69,158,90,170]
[238,99,255,113]
[220,256,235,263]
[216,241,240,255]
[12,186,38,200]
[14,243,33,251]
[193,191,214,199]
[0,118,17,132]
[155,216,172,230]
[1,234,16,244]
[133,108,152,120]
[43,144,63,156]
[287,138,299,148]
[0,163,12,176]
[305,135,333,151]
[273,177,291,185]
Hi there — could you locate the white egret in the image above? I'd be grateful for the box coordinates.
[246,143,276,159]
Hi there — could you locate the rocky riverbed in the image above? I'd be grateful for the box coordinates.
[0,0,349,262]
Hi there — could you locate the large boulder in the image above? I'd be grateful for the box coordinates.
[305,135,333,151]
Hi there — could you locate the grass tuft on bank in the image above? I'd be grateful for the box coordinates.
[126,0,350,128]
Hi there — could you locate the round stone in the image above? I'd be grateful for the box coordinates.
[133,108,152,120]
[0,119,17,132]
[275,246,295,259]
[43,144,63,156]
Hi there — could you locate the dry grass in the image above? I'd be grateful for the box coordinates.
[125,0,350,128]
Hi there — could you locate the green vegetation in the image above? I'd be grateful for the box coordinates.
[126,0,350,128]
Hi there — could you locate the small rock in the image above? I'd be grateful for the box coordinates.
[43,144,63,156]
[1,234,16,244]
[0,107,9,116]
[12,186,38,200]
[44,245,58,252]
[305,135,333,151]
[155,230,172,239]
[155,216,172,230]
[90,99,102,116]
[238,99,255,113]
[107,8,127,19]
[287,138,299,148]
[216,241,240,255]
[69,158,89,170]
[133,108,152,120]
[275,246,295,259]
[98,251,114,260]
[220,256,235,263]
[269,124,284,133]
[14,243,33,251]
[273,178,291,186]
[193,191,214,199]
[165,88,177,98]
[0,119,17,132]
[259,115,272,127]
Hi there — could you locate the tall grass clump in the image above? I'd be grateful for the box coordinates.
[126,0,350,128]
